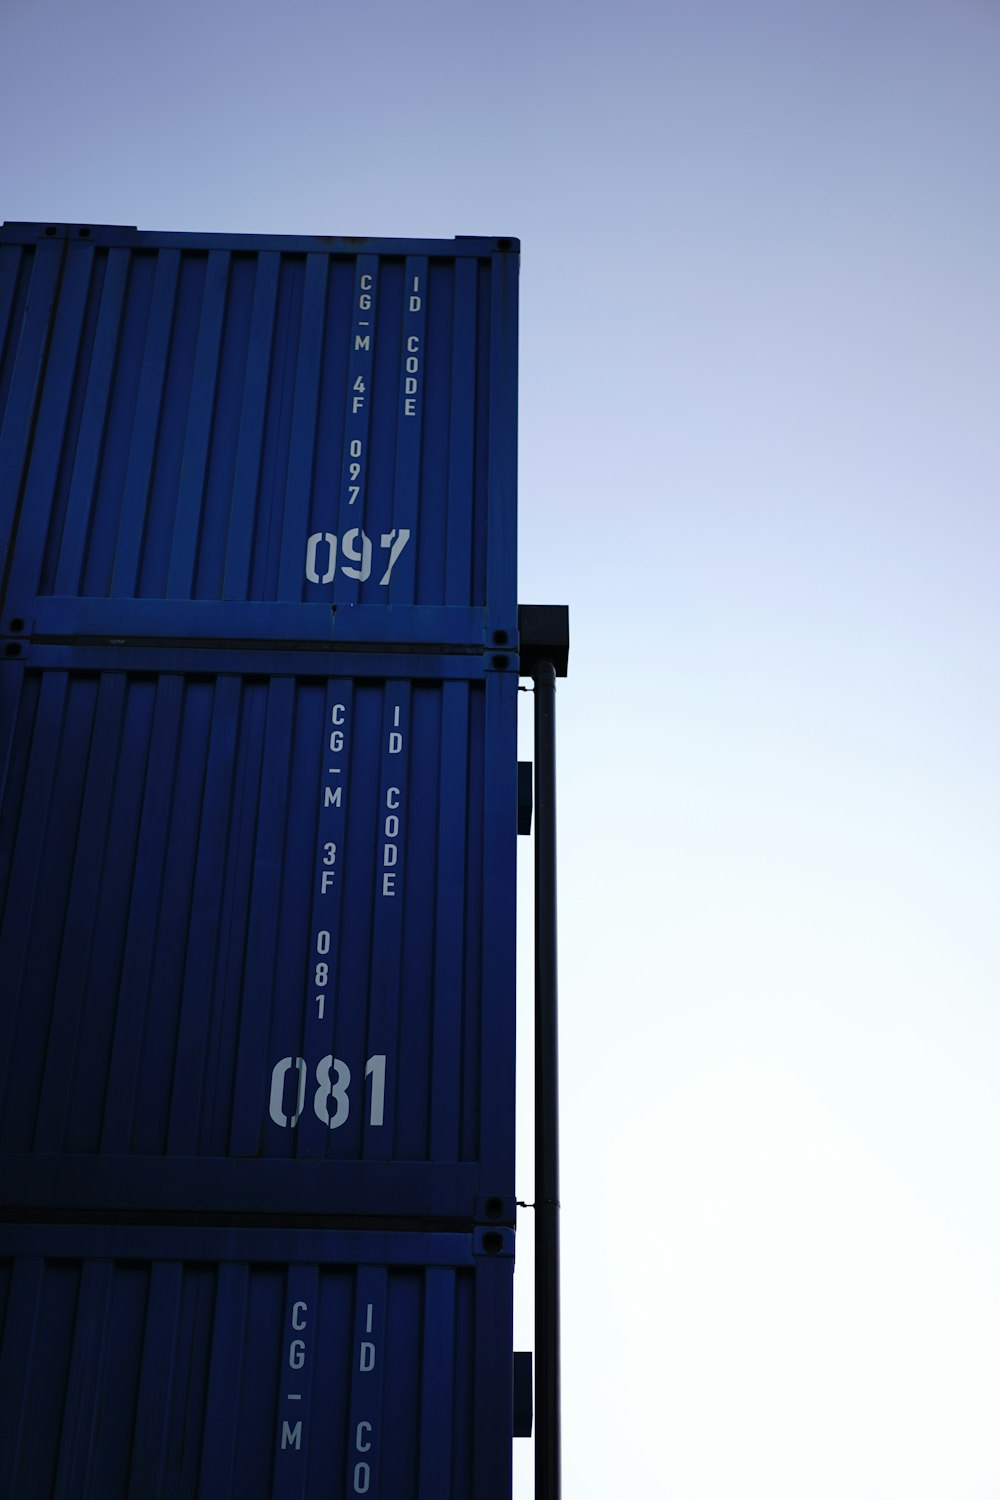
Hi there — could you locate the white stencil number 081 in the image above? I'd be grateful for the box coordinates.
[269,1055,386,1129]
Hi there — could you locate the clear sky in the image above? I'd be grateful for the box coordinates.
[3,0,999,1495]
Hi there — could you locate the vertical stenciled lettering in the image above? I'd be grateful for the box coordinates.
[343,262,375,520]
[315,698,347,1020]
[402,271,422,418]
[354,1299,378,1494]
[277,1285,313,1461]
[304,254,419,588]
[381,704,403,898]
[267,686,389,1131]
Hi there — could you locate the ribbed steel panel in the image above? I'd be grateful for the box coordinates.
[0,219,521,1500]
[0,222,518,643]
[0,1223,514,1500]
[0,658,516,1220]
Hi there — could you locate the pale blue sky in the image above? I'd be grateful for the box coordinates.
[3,1,999,1495]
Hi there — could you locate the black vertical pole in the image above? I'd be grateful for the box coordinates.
[533,658,561,1500]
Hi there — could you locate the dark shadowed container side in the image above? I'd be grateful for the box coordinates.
[0,223,518,642]
[0,1223,514,1500]
[0,656,516,1220]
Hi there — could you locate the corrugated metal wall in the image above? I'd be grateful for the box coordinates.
[0,226,518,631]
[0,1225,513,1500]
[0,662,515,1217]
[0,223,521,1497]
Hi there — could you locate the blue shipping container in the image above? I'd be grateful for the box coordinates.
[0,655,516,1221]
[0,221,521,1500]
[0,219,520,1223]
[0,1223,514,1500]
[0,223,518,647]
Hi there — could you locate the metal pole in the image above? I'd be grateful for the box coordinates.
[533,659,561,1500]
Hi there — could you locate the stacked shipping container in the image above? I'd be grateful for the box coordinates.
[0,222,520,1498]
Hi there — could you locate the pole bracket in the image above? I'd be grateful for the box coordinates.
[517,605,570,677]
